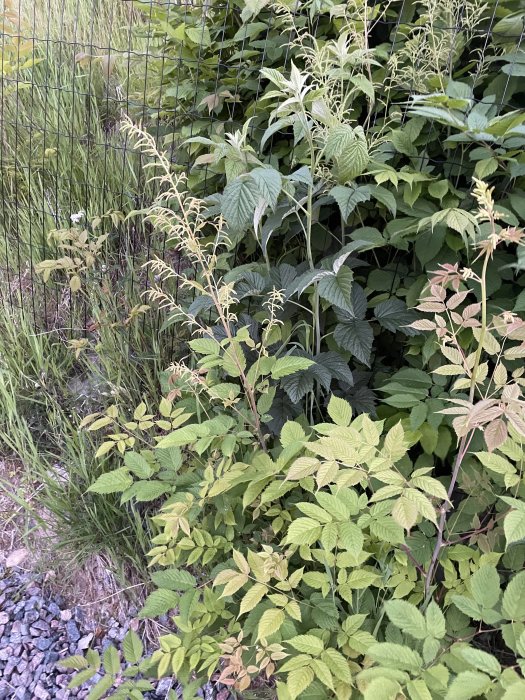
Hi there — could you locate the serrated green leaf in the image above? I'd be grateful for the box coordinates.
[68,668,97,689]
[451,595,483,621]
[258,608,285,640]
[334,318,373,366]
[122,630,144,664]
[124,452,153,478]
[503,571,525,620]
[287,666,315,700]
[272,356,314,379]
[156,425,201,448]
[475,451,515,476]
[392,496,418,531]
[426,601,446,639]
[122,480,170,503]
[338,521,364,554]
[286,517,322,545]
[239,583,268,616]
[59,655,89,670]
[407,679,432,700]
[445,671,491,700]
[470,566,500,609]
[138,589,179,619]
[322,648,352,684]
[374,298,418,336]
[458,647,500,677]
[384,600,427,640]
[363,677,402,700]
[330,185,371,221]
[250,167,282,210]
[288,635,324,656]
[189,337,221,355]
[327,395,352,427]
[368,642,422,672]
[337,135,369,182]
[221,177,258,230]
[369,517,405,544]
[103,645,120,675]
[504,509,525,546]
[87,674,113,700]
[88,468,133,495]
[318,267,354,311]
[151,568,197,591]
[311,658,334,689]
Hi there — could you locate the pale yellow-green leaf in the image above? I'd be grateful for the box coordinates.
[311,658,334,689]
[407,679,432,700]
[286,517,322,545]
[122,630,143,664]
[505,510,525,547]
[271,356,314,380]
[327,395,352,427]
[286,457,320,481]
[440,345,464,365]
[473,328,501,355]
[258,608,285,640]
[239,583,268,616]
[222,341,247,377]
[502,571,525,620]
[493,363,508,387]
[445,671,491,700]
[288,635,324,656]
[287,667,315,700]
[452,378,472,391]
[363,677,401,700]
[410,475,449,502]
[285,599,302,621]
[426,601,446,639]
[405,488,437,525]
[458,647,500,677]
[433,364,465,376]
[383,422,406,462]
[367,642,422,672]
[221,573,249,598]
[94,441,115,458]
[384,600,427,640]
[321,648,352,684]
[316,460,338,489]
[159,397,172,417]
[87,468,133,495]
[232,549,250,574]
[392,496,418,531]
[69,274,81,292]
[87,415,113,431]
[475,451,515,476]
[345,569,379,589]
[502,682,525,700]
[360,415,382,446]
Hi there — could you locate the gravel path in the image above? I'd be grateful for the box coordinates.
[0,567,186,700]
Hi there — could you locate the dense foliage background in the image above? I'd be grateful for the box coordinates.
[3,0,525,698]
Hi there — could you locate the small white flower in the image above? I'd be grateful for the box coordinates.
[70,210,85,224]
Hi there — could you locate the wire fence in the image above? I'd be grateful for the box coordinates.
[1,0,524,336]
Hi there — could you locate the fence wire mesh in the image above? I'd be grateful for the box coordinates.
[0,0,524,336]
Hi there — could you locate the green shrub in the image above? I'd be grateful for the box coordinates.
[64,120,525,698]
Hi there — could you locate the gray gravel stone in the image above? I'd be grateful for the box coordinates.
[47,601,61,617]
[66,620,81,642]
[35,637,53,651]
[0,566,202,700]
